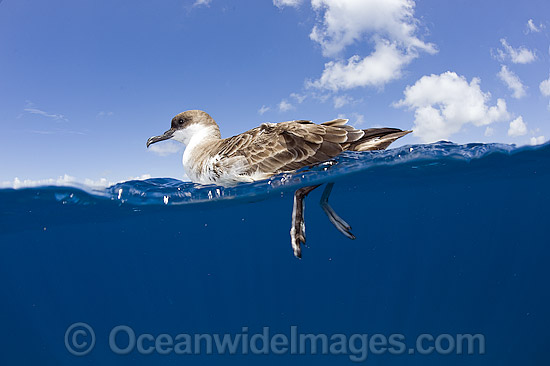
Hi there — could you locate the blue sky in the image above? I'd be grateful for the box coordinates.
[1,0,549,186]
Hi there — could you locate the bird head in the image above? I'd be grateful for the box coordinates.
[146,110,220,147]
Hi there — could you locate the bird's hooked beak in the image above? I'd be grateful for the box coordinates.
[146,128,175,148]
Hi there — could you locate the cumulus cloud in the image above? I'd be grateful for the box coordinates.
[484,126,495,137]
[526,19,544,33]
[540,74,550,97]
[498,65,527,99]
[494,39,536,64]
[308,40,418,90]
[148,141,183,156]
[258,105,271,115]
[530,136,546,145]
[302,0,436,90]
[273,0,302,8]
[395,71,510,142]
[507,116,527,137]
[278,100,294,112]
[309,0,435,57]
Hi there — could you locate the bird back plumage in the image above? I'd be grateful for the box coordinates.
[211,119,411,178]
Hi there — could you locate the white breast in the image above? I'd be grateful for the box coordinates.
[176,123,273,186]
[174,124,219,183]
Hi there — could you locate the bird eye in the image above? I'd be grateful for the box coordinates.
[178,119,184,125]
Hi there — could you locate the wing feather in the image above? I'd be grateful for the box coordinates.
[213,119,406,178]
[322,118,349,127]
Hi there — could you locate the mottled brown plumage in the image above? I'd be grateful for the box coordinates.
[146,110,412,258]
[206,118,411,182]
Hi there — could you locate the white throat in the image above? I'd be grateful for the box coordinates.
[172,123,219,147]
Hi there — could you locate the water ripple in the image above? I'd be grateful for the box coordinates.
[1,141,547,207]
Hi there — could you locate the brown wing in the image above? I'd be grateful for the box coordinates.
[216,120,366,176]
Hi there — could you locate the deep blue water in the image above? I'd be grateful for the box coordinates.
[1,142,549,365]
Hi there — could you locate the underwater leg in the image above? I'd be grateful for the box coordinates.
[320,183,355,240]
[290,184,321,258]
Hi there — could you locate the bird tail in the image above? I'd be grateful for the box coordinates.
[348,128,412,151]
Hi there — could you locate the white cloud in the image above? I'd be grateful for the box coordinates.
[290,93,307,103]
[484,126,495,137]
[0,174,152,189]
[494,39,536,64]
[530,136,546,145]
[395,71,510,142]
[497,65,526,99]
[308,40,418,90]
[338,112,365,126]
[24,107,68,121]
[125,174,153,182]
[4,174,78,189]
[303,0,435,90]
[148,141,183,156]
[526,19,544,33]
[273,0,436,105]
[352,113,365,126]
[508,116,527,137]
[273,0,302,8]
[193,0,211,7]
[540,74,550,97]
[278,100,294,112]
[333,95,352,108]
[258,105,271,115]
[309,0,435,57]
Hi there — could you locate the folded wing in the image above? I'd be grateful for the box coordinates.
[216,119,410,176]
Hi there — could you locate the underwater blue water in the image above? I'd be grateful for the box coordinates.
[1,142,549,365]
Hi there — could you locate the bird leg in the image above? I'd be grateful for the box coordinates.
[290,184,321,258]
[320,183,355,240]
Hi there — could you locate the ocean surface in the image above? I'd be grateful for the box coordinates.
[1,142,549,365]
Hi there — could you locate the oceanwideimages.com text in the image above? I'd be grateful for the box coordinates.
[65,323,485,361]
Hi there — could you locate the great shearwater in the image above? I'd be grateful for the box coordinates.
[147,110,410,258]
